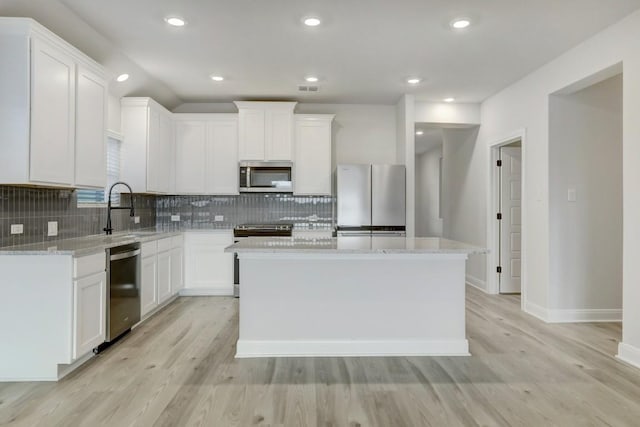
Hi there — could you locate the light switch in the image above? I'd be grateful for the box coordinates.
[567,188,577,202]
[47,221,58,237]
[171,215,180,222]
[10,224,24,235]
[214,215,224,222]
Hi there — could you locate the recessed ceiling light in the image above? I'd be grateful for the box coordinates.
[407,78,421,85]
[444,97,455,103]
[303,17,321,27]
[116,73,129,82]
[210,75,224,82]
[416,130,424,136]
[450,18,470,29]
[165,17,186,27]
[305,76,319,83]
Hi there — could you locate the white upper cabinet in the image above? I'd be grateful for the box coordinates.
[121,98,173,194]
[294,114,334,196]
[174,114,239,195]
[75,66,107,188]
[0,18,106,188]
[235,102,296,161]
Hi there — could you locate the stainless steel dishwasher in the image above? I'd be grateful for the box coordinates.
[106,243,141,342]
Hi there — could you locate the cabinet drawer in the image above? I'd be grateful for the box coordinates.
[157,237,172,253]
[73,252,105,279]
[141,241,158,258]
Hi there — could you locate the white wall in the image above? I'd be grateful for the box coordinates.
[549,74,623,312]
[415,102,481,125]
[415,145,443,237]
[462,10,640,364]
[395,95,416,237]
[107,93,121,134]
[174,102,398,165]
[440,127,485,285]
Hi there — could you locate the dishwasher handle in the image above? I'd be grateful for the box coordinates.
[110,249,141,261]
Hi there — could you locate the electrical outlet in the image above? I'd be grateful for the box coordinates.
[134,216,140,224]
[171,215,180,222]
[47,221,58,237]
[567,188,577,202]
[10,224,23,235]
[214,215,224,222]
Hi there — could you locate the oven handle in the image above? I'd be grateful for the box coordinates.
[246,166,251,188]
[110,249,141,261]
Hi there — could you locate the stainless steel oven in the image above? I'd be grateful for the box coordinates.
[239,161,293,193]
[106,243,141,342]
[233,223,293,297]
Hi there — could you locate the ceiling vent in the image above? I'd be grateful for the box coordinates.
[298,85,319,92]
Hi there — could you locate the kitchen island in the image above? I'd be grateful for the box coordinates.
[226,236,486,358]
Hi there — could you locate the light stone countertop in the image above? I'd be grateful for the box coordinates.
[226,236,487,255]
[0,230,182,256]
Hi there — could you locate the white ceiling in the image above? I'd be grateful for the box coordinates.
[4,0,640,107]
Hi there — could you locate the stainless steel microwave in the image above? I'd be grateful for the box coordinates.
[239,161,293,193]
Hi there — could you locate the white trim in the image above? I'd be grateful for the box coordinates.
[547,309,622,323]
[179,287,234,296]
[236,252,471,261]
[487,129,527,301]
[616,342,640,370]
[235,339,470,358]
[524,300,549,322]
[57,350,95,380]
[524,301,622,323]
[466,275,488,293]
[106,129,124,141]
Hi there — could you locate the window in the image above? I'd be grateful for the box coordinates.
[77,136,122,206]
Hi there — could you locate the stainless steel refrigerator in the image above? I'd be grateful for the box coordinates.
[336,164,406,236]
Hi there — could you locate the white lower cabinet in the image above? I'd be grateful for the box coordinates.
[171,246,184,294]
[72,271,106,360]
[157,250,172,304]
[184,231,234,295]
[141,255,158,317]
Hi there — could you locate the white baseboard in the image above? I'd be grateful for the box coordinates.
[524,301,621,323]
[524,300,549,322]
[466,275,488,293]
[179,287,234,296]
[235,339,470,358]
[617,342,640,369]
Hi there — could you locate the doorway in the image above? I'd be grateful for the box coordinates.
[498,143,522,294]
[487,130,526,299]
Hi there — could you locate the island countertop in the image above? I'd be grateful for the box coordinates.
[225,236,487,255]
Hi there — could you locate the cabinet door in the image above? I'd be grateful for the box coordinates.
[73,271,106,359]
[75,66,107,188]
[206,119,239,194]
[157,251,172,304]
[170,247,184,295]
[146,108,162,192]
[238,109,265,160]
[294,119,332,195]
[175,120,207,193]
[30,37,75,185]
[156,113,172,193]
[184,232,234,294]
[265,109,293,161]
[141,256,158,316]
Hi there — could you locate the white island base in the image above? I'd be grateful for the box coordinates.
[235,249,472,358]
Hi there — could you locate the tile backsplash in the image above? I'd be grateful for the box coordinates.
[0,186,156,248]
[156,193,334,231]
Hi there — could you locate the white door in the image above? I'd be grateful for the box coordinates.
[141,256,158,316]
[157,251,172,304]
[175,120,207,193]
[206,119,239,195]
[30,37,75,185]
[73,272,106,359]
[156,113,173,193]
[75,66,107,188]
[499,146,522,293]
[170,247,184,294]
[146,108,162,192]
[265,109,293,161]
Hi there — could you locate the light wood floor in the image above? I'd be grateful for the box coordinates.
[1,287,639,426]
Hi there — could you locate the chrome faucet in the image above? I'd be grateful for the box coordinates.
[104,182,135,235]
